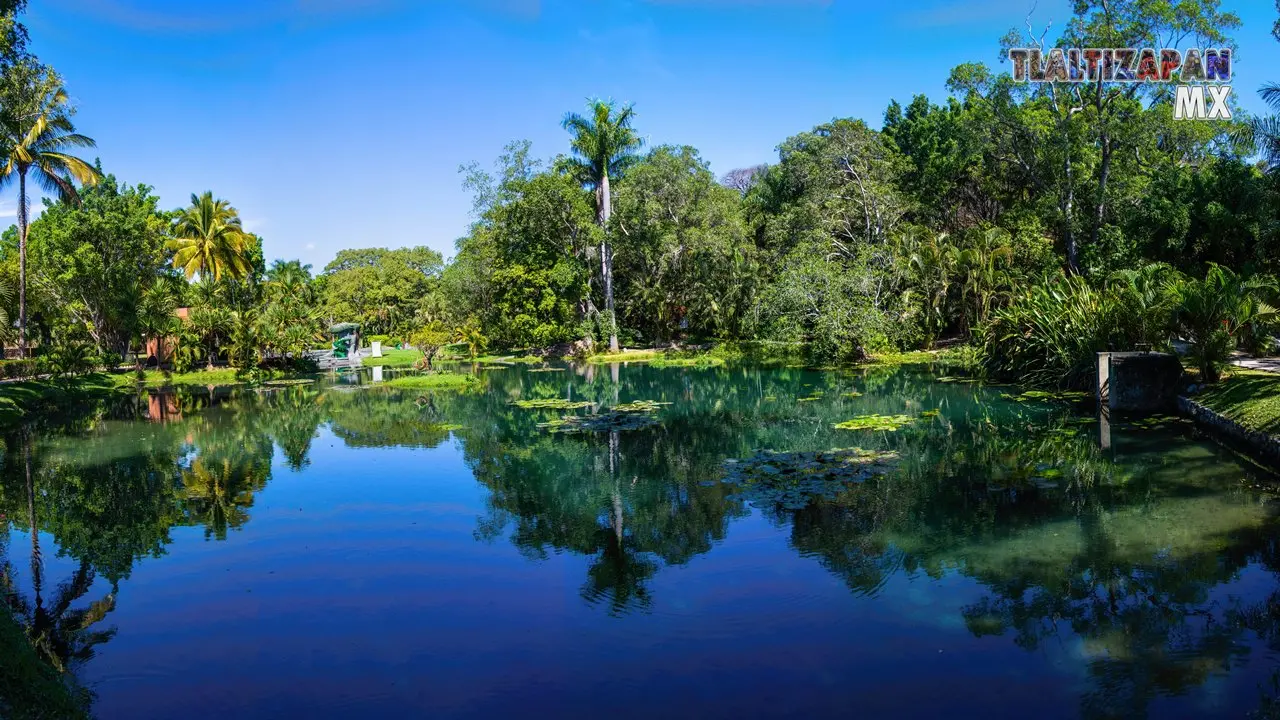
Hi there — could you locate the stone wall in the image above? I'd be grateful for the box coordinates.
[1177,396,1280,466]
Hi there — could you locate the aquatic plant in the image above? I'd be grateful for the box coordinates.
[611,400,671,412]
[1000,390,1091,403]
[512,398,594,410]
[537,399,669,433]
[721,448,900,509]
[833,414,916,431]
[539,411,659,433]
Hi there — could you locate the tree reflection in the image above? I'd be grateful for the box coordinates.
[1,436,117,678]
[2,362,1279,718]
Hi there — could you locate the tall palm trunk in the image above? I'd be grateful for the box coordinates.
[598,172,619,352]
[17,169,28,359]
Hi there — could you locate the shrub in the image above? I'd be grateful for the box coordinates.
[1173,265,1277,383]
[981,274,1166,389]
[43,340,97,379]
[409,322,453,369]
[0,358,40,380]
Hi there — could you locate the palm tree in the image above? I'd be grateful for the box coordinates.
[265,259,313,304]
[0,65,99,359]
[1234,83,1280,172]
[958,227,1014,331]
[168,191,253,283]
[1174,265,1278,382]
[561,99,644,352]
[901,228,958,349]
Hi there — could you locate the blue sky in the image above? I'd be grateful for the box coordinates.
[9,0,1280,268]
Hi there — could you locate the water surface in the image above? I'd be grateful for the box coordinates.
[3,362,1279,719]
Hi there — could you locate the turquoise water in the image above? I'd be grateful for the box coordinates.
[2,362,1279,719]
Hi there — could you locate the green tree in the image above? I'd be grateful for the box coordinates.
[561,99,644,352]
[410,321,452,369]
[957,227,1014,331]
[899,226,957,348]
[0,61,99,358]
[168,191,253,283]
[320,247,442,337]
[24,173,173,357]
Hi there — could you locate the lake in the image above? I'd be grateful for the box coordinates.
[2,361,1279,719]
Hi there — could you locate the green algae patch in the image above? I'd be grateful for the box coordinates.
[722,448,900,509]
[512,398,594,411]
[527,367,566,373]
[841,391,864,398]
[833,414,916,432]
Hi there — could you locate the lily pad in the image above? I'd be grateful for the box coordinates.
[540,411,660,433]
[538,398,669,433]
[833,414,916,432]
[512,398,594,411]
[1001,390,1092,403]
[612,400,672,413]
[722,448,901,509]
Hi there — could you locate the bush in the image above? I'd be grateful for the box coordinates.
[42,340,97,379]
[982,274,1166,389]
[0,358,40,379]
[1173,265,1277,383]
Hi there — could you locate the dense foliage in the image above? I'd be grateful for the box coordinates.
[1,0,1279,387]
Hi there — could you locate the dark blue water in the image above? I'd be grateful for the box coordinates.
[3,363,1279,719]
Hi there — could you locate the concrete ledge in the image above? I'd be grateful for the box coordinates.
[1177,395,1280,465]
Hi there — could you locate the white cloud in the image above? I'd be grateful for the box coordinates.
[0,201,44,220]
[305,242,316,250]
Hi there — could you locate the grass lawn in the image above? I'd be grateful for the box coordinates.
[369,347,424,368]
[383,372,480,390]
[1194,369,1280,436]
[584,349,666,364]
